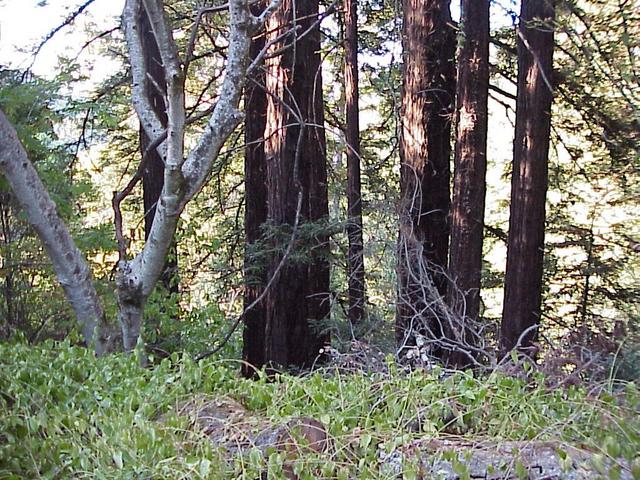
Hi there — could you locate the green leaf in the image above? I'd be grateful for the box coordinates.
[199,458,211,478]
[360,433,372,450]
[515,460,528,479]
[112,451,123,469]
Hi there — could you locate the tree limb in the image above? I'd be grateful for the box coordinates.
[0,109,110,354]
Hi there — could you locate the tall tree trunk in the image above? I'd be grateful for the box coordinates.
[261,0,330,369]
[501,0,555,354]
[344,0,366,326]
[0,196,17,335]
[446,0,489,367]
[139,6,178,293]
[396,0,456,356]
[242,9,269,378]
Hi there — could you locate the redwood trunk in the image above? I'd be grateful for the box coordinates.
[446,0,489,366]
[501,0,555,354]
[344,0,366,326]
[242,15,268,377]
[397,0,456,354]
[260,0,330,369]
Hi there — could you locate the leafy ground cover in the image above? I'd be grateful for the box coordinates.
[1,341,639,479]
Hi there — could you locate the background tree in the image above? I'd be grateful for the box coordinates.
[501,0,555,354]
[344,0,366,326]
[396,0,456,355]
[243,0,331,370]
[446,0,490,366]
[242,3,268,377]
[549,0,639,319]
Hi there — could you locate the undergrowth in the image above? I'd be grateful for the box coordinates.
[1,340,639,479]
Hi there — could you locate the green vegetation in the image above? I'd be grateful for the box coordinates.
[0,0,638,477]
[2,340,639,479]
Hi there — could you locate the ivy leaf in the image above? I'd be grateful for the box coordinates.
[112,451,123,469]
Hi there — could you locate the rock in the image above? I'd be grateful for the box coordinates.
[173,395,331,479]
[380,438,633,479]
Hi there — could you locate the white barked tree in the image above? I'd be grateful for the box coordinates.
[0,0,280,354]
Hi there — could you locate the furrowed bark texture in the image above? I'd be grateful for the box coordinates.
[344,0,366,326]
[501,0,555,353]
[242,6,268,378]
[258,0,330,369]
[396,0,456,353]
[446,0,489,367]
[0,109,109,354]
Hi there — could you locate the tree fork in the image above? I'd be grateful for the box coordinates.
[139,5,178,293]
[260,0,330,369]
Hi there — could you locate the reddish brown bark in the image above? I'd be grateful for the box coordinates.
[242,15,268,378]
[396,0,456,353]
[344,0,366,325]
[245,0,330,370]
[501,0,555,354]
[446,0,490,366]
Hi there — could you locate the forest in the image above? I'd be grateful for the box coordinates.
[0,0,638,478]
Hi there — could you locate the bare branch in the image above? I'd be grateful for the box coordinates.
[112,132,168,260]
[0,109,110,354]
[247,1,337,75]
[251,0,283,30]
[181,0,254,199]
[27,0,97,72]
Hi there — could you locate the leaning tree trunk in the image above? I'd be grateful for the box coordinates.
[396,0,456,358]
[256,0,330,370]
[446,0,490,367]
[242,8,269,378]
[501,0,555,354]
[139,6,178,293]
[0,110,111,354]
[137,5,179,350]
[344,0,366,326]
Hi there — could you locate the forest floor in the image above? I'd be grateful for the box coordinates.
[1,340,639,479]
